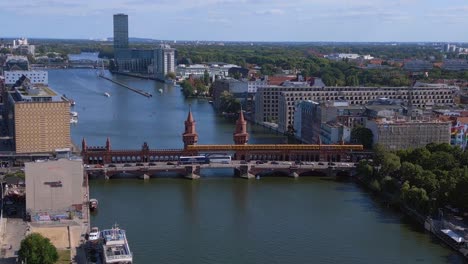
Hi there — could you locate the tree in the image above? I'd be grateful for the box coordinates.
[165,72,176,80]
[203,69,210,86]
[19,233,58,264]
[380,152,401,177]
[350,127,374,149]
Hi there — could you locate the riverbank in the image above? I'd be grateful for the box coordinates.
[354,175,468,259]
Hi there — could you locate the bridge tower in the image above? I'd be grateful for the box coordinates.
[81,138,87,152]
[182,108,198,148]
[105,137,111,151]
[233,110,249,145]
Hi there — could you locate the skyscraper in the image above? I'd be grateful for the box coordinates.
[113,13,129,60]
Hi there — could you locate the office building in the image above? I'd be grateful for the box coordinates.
[5,70,48,85]
[113,13,129,61]
[6,77,71,153]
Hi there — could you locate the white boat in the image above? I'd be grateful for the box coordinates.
[104,92,111,97]
[70,111,78,117]
[70,117,78,124]
[158,89,163,93]
[101,224,133,264]
[89,227,100,242]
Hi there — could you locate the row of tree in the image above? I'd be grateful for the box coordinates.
[358,143,468,216]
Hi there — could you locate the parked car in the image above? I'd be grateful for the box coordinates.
[318,162,325,166]
[148,162,157,166]
[123,163,132,167]
[271,161,279,165]
[240,160,248,164]
[94,164,103,168]
[167,162,176,165]
[256,160,265,164]
[108,164,116,167]
[136,163,144,166]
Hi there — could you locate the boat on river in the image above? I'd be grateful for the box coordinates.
[104,92,111,97]
[101,224,133,264]
[89,198,98,211]
[89,227,100,242]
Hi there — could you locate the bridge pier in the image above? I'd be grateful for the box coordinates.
[103,169,110,180]
[238,165,254,179]
[289,171,299,178]
[140,173,150,180]
[184,165,200,180]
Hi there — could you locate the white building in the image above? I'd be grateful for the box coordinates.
[5,71,48,84]
[154,44,175,80]
[248,78,267,93]
[176,63,241,80]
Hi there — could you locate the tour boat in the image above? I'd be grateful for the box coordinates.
[104,92,111,97]
[89,198,98,211]
[158,88,163,93]
[101,224,133,264]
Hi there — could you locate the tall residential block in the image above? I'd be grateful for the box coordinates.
[154,44,175,79]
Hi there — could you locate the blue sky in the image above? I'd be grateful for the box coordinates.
[1,0,468,42]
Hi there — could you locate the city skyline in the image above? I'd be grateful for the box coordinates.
[1,0,468,42]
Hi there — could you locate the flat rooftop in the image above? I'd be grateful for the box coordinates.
[25,159,83,214]
[16,84,57,97]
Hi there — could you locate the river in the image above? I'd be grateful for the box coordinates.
[48,68,464,263]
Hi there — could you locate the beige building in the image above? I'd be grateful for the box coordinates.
[7,77,71,153]
[255,85,457,133]
[365,117,451,150]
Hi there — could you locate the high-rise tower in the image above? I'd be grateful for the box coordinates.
[182,108,198,148]
[113,14,129,60]
[233,110,249,144]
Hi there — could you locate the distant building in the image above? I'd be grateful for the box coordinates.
[25,159,84,221]
[4,55,29,71]
[294,100,365,143]
[6,77,71,153]
[211,78,248,110]
[442,59,468,71]
[320,122,351,144]
[176,63,241,80]
[4,71,48,85]
[366,117,451,150]
[403,60,433,72]
[154,44,175,79]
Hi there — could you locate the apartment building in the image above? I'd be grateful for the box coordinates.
[366,117,451,150]
[256,85,457,133]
